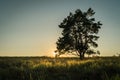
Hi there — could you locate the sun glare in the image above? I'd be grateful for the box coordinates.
[52,51,59,57]
[53,52,57,55]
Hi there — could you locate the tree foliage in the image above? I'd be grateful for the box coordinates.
[56,8,102,59]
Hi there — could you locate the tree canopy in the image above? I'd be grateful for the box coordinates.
[56,8,102,59]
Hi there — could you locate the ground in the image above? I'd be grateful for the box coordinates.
[0,57,120,80]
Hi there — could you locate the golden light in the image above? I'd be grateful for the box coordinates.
[52,51,59,58]
[53,51,57,56]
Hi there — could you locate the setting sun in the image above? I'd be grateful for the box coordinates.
[52,51,58,57]
[53,52,56,55]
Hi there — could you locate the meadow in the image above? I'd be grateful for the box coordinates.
[0,57,120,80]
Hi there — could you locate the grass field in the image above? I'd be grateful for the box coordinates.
[0,57,120,80]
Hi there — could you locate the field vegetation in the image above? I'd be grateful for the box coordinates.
[0,57,120,80]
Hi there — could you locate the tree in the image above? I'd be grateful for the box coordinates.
[56,8,102,59]
[86,49,100,57]
[86,49,96,57]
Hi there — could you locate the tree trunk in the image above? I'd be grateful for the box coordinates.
[80,53,82,60]
[79,52,85,60]
[82,53,85,59]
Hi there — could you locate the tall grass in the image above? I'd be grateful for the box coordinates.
[0,57,120,80]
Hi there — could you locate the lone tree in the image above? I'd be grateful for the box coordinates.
[56,8,102,59]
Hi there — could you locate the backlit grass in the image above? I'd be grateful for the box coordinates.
[0,57,120,80]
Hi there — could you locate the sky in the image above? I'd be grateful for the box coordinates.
[0,0,120,56]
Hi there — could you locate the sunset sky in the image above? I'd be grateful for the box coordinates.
[0,0,120,56]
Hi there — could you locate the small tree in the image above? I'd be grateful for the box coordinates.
[56,8,102,59]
